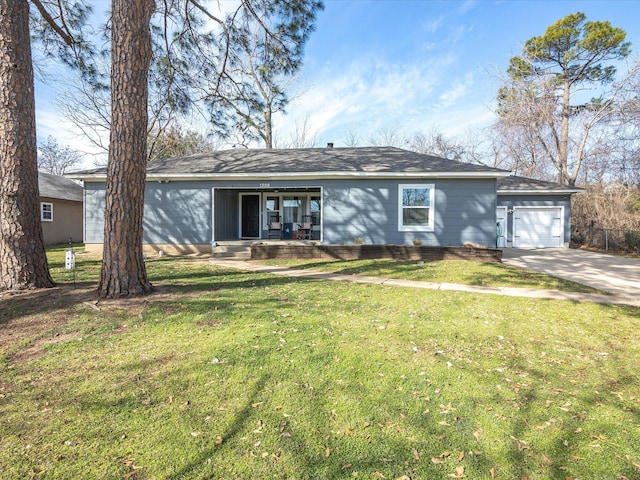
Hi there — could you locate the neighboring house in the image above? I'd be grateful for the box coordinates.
[68,146,581,254]
[497,176,582,248]
[39,171,83,246]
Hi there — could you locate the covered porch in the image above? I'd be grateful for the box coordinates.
[212,187,322,242]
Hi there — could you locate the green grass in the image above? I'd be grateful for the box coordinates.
[256,258,605,294]
[1,250,639,479]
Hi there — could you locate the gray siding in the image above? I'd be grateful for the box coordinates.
[83,177,498,247]
[84,182,212,245]
[497,194,572,245]
[144,182,211,245]
[323,178,496,246]
[214,188,239,240]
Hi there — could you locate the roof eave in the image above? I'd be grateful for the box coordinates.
[498,189,583,195]
[71,170,511,182]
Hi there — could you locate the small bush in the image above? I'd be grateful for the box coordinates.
[624,231,640,250]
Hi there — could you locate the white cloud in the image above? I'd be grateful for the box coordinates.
[438,72,475,107]
[273,45,502,150]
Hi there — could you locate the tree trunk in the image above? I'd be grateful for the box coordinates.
[558,77,571,185]
[0,0,54,291]
[98,0,154,298]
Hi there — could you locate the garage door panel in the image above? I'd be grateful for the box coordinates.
[513,207,562,248]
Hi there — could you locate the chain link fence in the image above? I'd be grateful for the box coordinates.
[572,224,640,252]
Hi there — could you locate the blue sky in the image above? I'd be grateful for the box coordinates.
[34,0,640,162]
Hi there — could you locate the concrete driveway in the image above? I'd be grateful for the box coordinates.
[502,248,640,299]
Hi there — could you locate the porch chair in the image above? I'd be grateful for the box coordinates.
[268,214,282,239]
[297,215,313,240]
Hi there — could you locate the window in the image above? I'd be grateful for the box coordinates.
[265,196,279,213]
[398,184,434,231]
[41,202,53,222]
[310,196,321,225]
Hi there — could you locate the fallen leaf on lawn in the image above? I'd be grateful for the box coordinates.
[272,448,283,461]
[190,432,202,437]
[439,421,451,427]
[363,421,372,429]
[448,466,465,478]
[510,435,530,451]
[431,457,446,464]
[542,454,553,465]
[373,472,385,478]
[261,452,269,458]
[253,419,265,433]
[123,472,139,479]
[413,448,420,461]
[344,428,354,435]
[490,467,495,479]
[214,436,223,446]
[473,429,482,440]
[252,402,263,408]
[341,464,352,470]
[458,451,464,461]
[325,447,331,457]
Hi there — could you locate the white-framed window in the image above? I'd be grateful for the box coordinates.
[398,184,434,232]
[41,202,53,222]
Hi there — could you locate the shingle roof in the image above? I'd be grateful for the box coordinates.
[39,171,83,202]
[497,175,583,194]
[69,146,511,179]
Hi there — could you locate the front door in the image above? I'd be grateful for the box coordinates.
[240,194,260,238]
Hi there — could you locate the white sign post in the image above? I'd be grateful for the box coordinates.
[65,248,77,287]
[65,249,76,270]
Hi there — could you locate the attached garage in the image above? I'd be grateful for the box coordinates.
[497,176,582,248]
[513,207,563,248]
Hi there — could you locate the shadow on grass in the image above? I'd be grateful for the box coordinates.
[171,372,272,479]
[0,262,316,357]
[487,338,640,479]
[264,259,604,294]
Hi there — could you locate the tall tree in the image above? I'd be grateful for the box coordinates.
[0,0,53,290]
[497,12,631,186]
[208,0,322,148]
[57,1,323,153]
[98,0,154,298]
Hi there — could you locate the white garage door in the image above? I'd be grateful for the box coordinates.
[513,207,563,248]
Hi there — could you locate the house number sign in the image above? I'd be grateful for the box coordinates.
[259,183,270,188]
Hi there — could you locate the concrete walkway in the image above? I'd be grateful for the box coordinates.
[209,258,640,308]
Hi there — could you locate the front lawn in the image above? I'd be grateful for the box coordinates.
[1,251,638,479]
